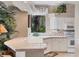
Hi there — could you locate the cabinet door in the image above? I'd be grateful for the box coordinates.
[16,51,26,57]
[44,37,68,52]
[48,14,58,30]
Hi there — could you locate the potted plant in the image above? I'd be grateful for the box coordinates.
[53,4,66,13]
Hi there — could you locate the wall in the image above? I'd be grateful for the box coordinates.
[14,12,28,37]
[75,3,79,56]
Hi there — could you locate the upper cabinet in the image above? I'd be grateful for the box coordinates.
[48,14,74,30]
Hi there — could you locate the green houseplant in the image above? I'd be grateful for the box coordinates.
[53,4,66,13]
[0,2,17,51]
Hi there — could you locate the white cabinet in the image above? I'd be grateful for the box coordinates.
[48,14,74,30]
[16,51,26,57]
[15,50,45,57]
[48,14,58,30]
[43,37,68,53]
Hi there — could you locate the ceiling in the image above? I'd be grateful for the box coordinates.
[24,1,78,6]
[30,1,64,5]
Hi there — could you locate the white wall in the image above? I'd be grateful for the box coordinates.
[75,3,79,56]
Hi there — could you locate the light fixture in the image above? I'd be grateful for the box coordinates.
[0,24,7,34]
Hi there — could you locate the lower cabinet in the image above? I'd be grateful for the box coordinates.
[6,48,45,57]
[43,37,68,53]
[16,51,26,57]
[15,49,44,57]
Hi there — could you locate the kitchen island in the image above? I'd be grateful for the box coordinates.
[4,37,47,57]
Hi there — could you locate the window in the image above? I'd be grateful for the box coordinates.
[31,15,46,33]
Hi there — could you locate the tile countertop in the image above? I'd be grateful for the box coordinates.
[4,37,47,51]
